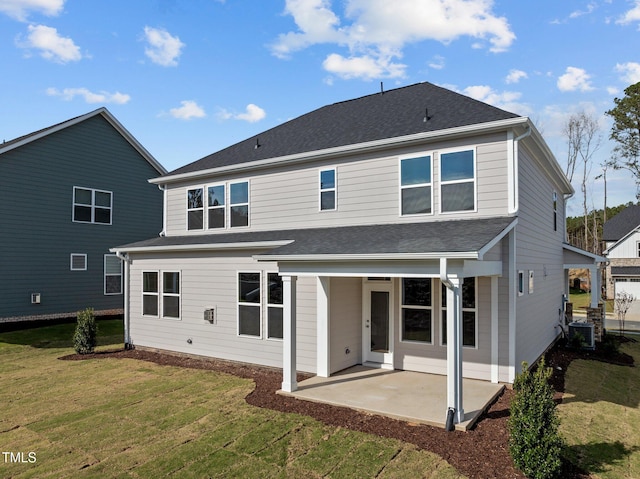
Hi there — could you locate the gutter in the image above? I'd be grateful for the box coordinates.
[114,250,132,348]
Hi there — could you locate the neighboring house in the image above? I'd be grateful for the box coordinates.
[0,108,166,323]
[603,205,640,319]
[112,83,601,426]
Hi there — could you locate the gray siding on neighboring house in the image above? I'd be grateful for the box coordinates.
[514,144,567,370]
[163,133,511,236]
[127,251,317,372]
[0,114,163,319]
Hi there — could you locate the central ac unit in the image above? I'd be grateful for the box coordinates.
[568,322,595,350]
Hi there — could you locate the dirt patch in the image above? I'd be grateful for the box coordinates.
[60,340,634,479]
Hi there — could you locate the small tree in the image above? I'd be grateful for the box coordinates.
[73,308,97,354]
[509,359,564,479]
[614,291,635,336]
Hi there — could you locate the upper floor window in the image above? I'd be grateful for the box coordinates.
[440,149,476,213]
[187,188,204,230]
[208,184,225,229]
[73,187,112,224]
[230,181,249,227]
[400,155,432,215]
[319,168,336,211]
[553,191,558,231]
[637,241,640,258]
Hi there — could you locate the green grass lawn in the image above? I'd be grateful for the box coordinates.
[0,320,464,479]
[558,338,640,479]
[569,291,614,313]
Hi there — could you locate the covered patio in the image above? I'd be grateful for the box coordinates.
[279,366,504,431]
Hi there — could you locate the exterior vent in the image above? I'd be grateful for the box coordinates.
[31,293,41,304]
[204,308,215,324]
[568,322,595,350]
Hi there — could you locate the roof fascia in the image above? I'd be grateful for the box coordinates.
[254,251,480,262]
[477,217,518,259]
[0,107,167,176]
[110,240,293,254]
[151,117,529,185]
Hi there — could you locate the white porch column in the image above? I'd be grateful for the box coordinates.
[590,265,600,308]
[490,276,499,383]
[316,276,330,378]
[508,228,517,383]
[446,277,464,424]
[282,275,297,392]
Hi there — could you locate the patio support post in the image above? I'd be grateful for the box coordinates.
[491,276,499,383]
[317,276,330,378]
[446,277,464,424]
[282,275,297,392]
[589,265,600,308]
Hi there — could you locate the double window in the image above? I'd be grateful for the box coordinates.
[441,278,477,348]
[142,271,180,319]
[187,181,249,230]
[401,278,433,343]
[73,187,112,224]
[237,272,283,339]
[440,149,476,213]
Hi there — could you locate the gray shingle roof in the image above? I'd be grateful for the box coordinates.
[115,217,516,257]
[165,82,519,177]
[603,205,640,241]
[611,266,640,276]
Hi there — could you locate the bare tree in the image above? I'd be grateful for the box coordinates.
[563,111,602,252]
[614,291,635,336]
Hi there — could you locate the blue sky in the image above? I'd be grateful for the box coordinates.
[1,0,640,215]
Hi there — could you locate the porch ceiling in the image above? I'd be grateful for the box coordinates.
[279,366,504,431]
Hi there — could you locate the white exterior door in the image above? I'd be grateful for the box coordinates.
[363,281,393,366]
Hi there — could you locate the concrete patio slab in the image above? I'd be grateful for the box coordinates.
[279,366,504,431]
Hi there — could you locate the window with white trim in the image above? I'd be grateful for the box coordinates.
[637,241,640,258]
[142,272,159,316]
[553,191,558,231]
[400,155,432,215]
[440,149,476,213]
[207,184,225,229]
[518,271,525,296]
[104,254,122,295]
[319,168,336,211]
[441,278,477,348]
[70,254,87,271]
[187,188,204,230]
[267,273,283,339]
[73,187,112,224]
[162,272,180,318]
[401,278,432,343]
[230,181,249,227]
[238,272,261,337]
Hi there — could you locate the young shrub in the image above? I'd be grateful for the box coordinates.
[508,359,564,479]
[73,308,98,354]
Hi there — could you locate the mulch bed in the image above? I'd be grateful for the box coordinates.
[61,337,635,479]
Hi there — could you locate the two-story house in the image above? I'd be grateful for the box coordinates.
[112,83,601,426]
[603,205,640,321]
[0,108,166,323]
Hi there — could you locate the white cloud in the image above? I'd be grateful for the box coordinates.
[0,0,64,21]
[271,0,515,80]
[217,104,266,123]
[505,69,527,84]
[617,0,640,25]
[142,26,184,67]
[615,62,640,84]
[428,55,445,70]
[169,100,206,120]
[569,2,596,19]
[19,24,82,63]
[461,84,529,115]
[46,87,130,104]
[557,66,594,92]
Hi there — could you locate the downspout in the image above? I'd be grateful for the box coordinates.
[440,257,463,429]
[158,184,167,237]
[114,250,132,349]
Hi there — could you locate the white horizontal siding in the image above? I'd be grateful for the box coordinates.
[607,232,640,258]
[128,252,317,372]
[163,134,511,236]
